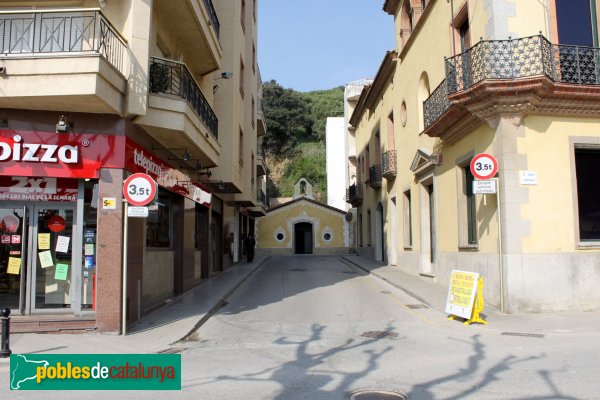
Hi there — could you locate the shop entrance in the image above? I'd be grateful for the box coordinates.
[0,203,78,315]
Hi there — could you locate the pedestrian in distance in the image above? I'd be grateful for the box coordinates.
[245,234,256,263]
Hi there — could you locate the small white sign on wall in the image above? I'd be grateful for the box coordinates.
[520,171,538,185]
[473,179,497,194]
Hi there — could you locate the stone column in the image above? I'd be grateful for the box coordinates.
[95,168,125,333]
[491,114,530,313]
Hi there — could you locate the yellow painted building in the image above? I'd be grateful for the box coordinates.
[257,180,351,255]
[349,0,600,313]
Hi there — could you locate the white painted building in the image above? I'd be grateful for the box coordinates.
[326,117,346,210]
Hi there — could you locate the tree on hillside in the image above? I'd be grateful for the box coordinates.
[279,149,327,202]
[303,87,344,142]
[263,80,311,158]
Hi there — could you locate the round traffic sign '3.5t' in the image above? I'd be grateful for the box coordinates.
[470,153,498,180]
[123,173,158,206]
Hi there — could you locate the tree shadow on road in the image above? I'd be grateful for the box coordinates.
[186,330,583,400]
[185,322,394,399]
[406,334,581,400]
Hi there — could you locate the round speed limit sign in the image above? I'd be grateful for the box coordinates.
[123,173,158,206]
[470,153,498,180]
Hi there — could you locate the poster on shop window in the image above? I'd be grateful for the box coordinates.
[38,233,51,250]
[55,236,70,253]
[7,257,21,275]
[38,250,54,268]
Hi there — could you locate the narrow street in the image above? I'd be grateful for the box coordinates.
[178,256,600,400]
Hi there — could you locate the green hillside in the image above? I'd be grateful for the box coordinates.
[262,80,344,202]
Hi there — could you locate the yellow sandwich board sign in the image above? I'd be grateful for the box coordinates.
[445,270,488,325]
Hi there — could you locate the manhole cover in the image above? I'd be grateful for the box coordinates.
[348,389,407,400]
[360,331,398,339]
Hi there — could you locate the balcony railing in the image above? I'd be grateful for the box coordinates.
[150,57,218,140]
[346,183,363,207]
[381,150,397,179]
[257,143,265,160]
[257,189,266,206]
[424,34,600,130]
[202,0,220,39]
[0,9,127,75]
[369,164,382,189]
[423,79,450,130]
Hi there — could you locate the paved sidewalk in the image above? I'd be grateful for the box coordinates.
[1,255,269,358]
[341,254,600,335]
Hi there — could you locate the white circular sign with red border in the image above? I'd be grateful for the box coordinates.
[123,173,158,206]
[470,153,498,180]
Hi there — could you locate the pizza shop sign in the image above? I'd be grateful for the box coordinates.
[0,135,79,164]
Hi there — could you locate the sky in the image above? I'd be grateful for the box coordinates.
[258,0,395,92]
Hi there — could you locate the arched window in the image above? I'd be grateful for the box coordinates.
[300,180,307,195]
[417,72,430,132]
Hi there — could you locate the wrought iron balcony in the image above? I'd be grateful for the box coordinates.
[346,183,363,207]
[202,0,220,39]
[423,79,451,131]
[369,165,382,189]
[150,57,218,140]
[0,9,127,74]
[424,34,600,130]
[381,150,397,180]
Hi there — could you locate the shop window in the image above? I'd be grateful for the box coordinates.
[146,189,171,248]
[82,180,99,310]
[403,190,412,248]
[575,149,600,241]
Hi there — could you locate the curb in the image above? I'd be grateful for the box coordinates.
[340,256,433,309]
[177,256,271,342]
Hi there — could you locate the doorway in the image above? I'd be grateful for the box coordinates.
[419,180,436,275]
[0,203,78,315]
[294,222,313,254]
[375,203,385,262]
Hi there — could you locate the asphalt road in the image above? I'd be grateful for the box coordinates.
[3,255,599,399]
[178,255,600,400]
